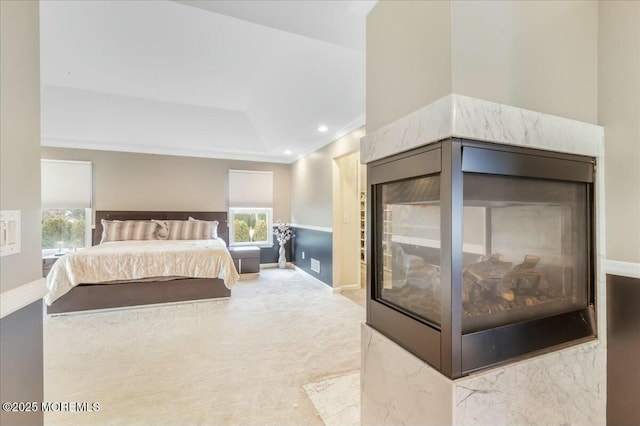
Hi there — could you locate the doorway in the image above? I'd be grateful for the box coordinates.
[332,151,366,293]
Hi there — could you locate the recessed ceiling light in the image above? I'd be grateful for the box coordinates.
[317,125,328,133]
[284,150,292,156]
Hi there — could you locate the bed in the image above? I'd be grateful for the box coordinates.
[45,211,239,315]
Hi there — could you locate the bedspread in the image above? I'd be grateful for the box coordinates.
[44,239,239,305]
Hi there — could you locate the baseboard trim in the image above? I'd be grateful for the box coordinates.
[605,260,640,279]
[261,262,293,269]
[1,278,47,319]
[332,284,361,293]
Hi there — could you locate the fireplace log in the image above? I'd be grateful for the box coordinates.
[462,254,514,302]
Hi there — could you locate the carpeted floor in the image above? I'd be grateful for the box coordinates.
[44,268,364,426]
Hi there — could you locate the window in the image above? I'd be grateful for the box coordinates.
[229,207,273,245]
[42,208,90,251]
[228,170,273,246]
[41,160,92,254]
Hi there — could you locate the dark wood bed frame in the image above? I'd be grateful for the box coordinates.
[47,211,232,315]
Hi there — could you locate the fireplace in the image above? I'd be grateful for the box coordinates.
[366,138,596,379]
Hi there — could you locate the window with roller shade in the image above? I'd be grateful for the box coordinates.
[228,170,273,246]
[41,160,92,253]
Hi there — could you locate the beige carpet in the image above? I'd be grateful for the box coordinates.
[44,268,364,426]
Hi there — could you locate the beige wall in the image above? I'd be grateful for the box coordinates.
[598,1,640,263]
[451,0,598,124]
[41,148,292,225]
[291,128,364,228]
[0,1,41,293]
[366,1,451,133]
[366,0,598,132]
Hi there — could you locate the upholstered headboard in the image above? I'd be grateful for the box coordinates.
[93,211,229,246]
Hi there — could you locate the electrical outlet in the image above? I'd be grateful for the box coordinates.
[302,251,305,259]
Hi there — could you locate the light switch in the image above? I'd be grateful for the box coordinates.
[0,210,21,257]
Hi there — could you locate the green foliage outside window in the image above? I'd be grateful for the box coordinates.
[234,219,250,243]
[42,209,86,249]
[253,219,267,242]
[233,212,267,229]
[233,211,269,243]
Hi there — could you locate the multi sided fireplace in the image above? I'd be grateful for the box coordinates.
[366,139,596,379]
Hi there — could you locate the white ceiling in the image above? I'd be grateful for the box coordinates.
[40,0,375,163]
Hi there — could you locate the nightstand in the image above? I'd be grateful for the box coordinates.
[228,246,260,275]
[42,254,62,278]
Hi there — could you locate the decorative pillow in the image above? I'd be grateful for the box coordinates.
[165,220,195,240]
[152,219,169,240]
[120,220,158,241]
[188,217,219,239]
[100,219,120,244]
[163,219,218,240]
[100,219,158,243]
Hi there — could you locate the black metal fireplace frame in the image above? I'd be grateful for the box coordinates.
[366,138,597,379]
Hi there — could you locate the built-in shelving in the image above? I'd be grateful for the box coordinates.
[360,191,366,263]
[360,191,367,288]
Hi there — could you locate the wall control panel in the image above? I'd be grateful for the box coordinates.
[0,210,21,257]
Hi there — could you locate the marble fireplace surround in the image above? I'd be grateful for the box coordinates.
[360,94,606,425]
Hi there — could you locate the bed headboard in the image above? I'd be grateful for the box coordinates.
[93,211,229,246]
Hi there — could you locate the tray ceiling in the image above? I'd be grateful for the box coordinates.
[40,0,374,163]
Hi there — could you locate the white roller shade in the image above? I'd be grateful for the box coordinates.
[41,160,92,209]
[228,170,273,208]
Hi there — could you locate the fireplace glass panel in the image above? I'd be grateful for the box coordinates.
[377,175,441,327]
[462,173,589,333]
